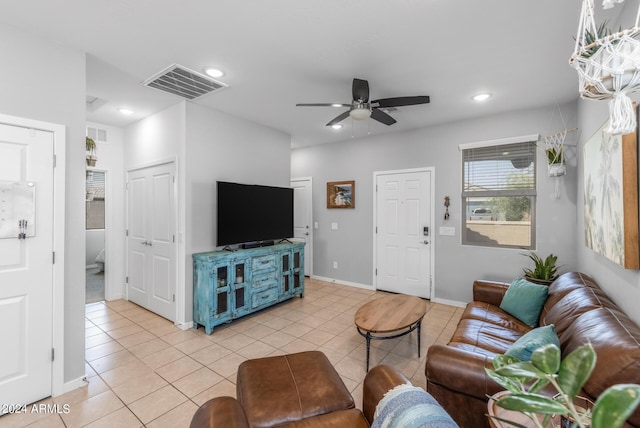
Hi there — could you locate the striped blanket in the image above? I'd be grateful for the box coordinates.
[372,383,459,428]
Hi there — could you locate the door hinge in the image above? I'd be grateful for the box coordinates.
[173,176,175,183]
[375,268,378,276]
[126,276,129,284]
[52,251,55,264]
[51,348,54,362]
[126,229,129,237]
[172,294,175,302]
[375,226,378,233]
[53,154,56,168]
[173,234,175,243]
[125,182,129,190]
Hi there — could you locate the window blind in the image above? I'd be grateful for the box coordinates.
[462,141,536,197]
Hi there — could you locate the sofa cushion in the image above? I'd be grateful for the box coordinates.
[449,319,526,356]
[505,324,559,361]
[499,278,548,327]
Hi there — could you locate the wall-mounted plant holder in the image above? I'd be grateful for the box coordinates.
[0,181,36,239]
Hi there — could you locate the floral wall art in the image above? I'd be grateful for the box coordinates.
[583,111,639,269]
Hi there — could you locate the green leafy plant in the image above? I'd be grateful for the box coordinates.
[486,343,640,428]
[579,21,623,58]
[545,147,563,165]
[522,252,559,282]
[86,136,96,154]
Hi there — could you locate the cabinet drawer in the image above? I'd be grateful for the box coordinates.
[252,254,277,272]
[252,271,278,290]
[251,287,278,309]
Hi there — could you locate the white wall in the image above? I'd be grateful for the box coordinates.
[184,103,291,322]
[291,102,579,304]
[0,24,87,385]
[124,102,291,325]
[87,122,125,300]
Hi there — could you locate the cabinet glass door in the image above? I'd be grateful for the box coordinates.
[213,265,230,320]
[232,260,249,316]
[282,253,291,295]
[292,249,303,294]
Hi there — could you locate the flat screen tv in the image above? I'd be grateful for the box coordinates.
[217,181,294,247]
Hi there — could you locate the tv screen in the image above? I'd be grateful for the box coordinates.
[217,181,294,247]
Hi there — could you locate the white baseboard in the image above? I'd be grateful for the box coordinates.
[431,297,467,308]
[61,376,89,395]
[310,275,374,291]
[175,321,193,331]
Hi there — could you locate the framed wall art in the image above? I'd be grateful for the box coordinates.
[327,180,355,209]
[583,105,639,269]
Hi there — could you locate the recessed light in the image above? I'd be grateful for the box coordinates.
[204,67,224,78]
[118,108,133,115]
[331,103,343,108]
[472,93,492,102]
[331,124,343,130]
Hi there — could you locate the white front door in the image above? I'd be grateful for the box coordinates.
[291,178,312,276]
[375,169,432,299]
[127,162,176,321]
[0,124,54,409]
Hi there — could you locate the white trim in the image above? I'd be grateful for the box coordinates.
[310,275,374,291]
[175,321,193,331]
[63,376,88,393]
[431,297,467,308]
[0,113,66,397]
[458,134,540,151]
[290,176,313,277]
[372,167,435,300]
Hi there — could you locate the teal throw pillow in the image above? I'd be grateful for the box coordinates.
[505,324,560,361]
[499,277,549,327]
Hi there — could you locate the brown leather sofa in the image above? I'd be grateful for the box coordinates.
[190,351,412,427]
[426,272,640,428]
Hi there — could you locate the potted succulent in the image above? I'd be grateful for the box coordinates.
[486,343,640,428]
[522,252,560,285]
[86,136,97,166]
[546,147,566,177]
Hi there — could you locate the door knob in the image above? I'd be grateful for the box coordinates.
[421,240,429,245]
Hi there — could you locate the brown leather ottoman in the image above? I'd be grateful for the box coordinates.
[236,350,368,428]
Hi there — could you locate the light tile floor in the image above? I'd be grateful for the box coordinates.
[0,278,463,427]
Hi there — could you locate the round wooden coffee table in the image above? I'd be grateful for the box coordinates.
[354,294,426,371]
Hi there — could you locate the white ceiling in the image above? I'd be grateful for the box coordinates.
[1,1,624,148]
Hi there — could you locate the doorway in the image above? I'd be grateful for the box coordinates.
[373,168,434,299]
[291,177,313,276]
[86,170,106,303]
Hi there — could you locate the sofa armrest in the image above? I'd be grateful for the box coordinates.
[362,364,410,424]
[190,396,250,428]
[426,344,503,400]
[473,280,509,307]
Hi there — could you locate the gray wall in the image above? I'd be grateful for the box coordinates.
[125,102,291,324]
[0,24,87,384]
[292,102,579,304]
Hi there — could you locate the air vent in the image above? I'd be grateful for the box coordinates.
[86,95,108,112]
[142,64,228,100]
[87,126,107,142]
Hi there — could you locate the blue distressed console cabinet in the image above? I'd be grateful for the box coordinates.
[193,242,304,334]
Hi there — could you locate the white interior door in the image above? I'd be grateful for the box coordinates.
[0,124,54,409]
[291,178,312,276]
[375,169,432,299]
[127,162,176,321]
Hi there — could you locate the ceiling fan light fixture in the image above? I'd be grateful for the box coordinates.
[331,124,343,130]
[118,107,134,115]
[349,107,372,120]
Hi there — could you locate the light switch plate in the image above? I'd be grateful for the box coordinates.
[331,222,338,230]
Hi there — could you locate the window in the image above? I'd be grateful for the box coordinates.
[86,171,105,230]
[461,138,537,248]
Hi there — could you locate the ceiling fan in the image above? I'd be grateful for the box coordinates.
[296,78,430,127]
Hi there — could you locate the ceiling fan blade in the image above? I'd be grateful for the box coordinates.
[373,96,430,108]
[371,108,397,126]
[325,110,351,127]
[296,103,351,107]
[352,78,370,102]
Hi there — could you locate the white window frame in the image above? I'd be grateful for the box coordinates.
[459,134,539,249]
